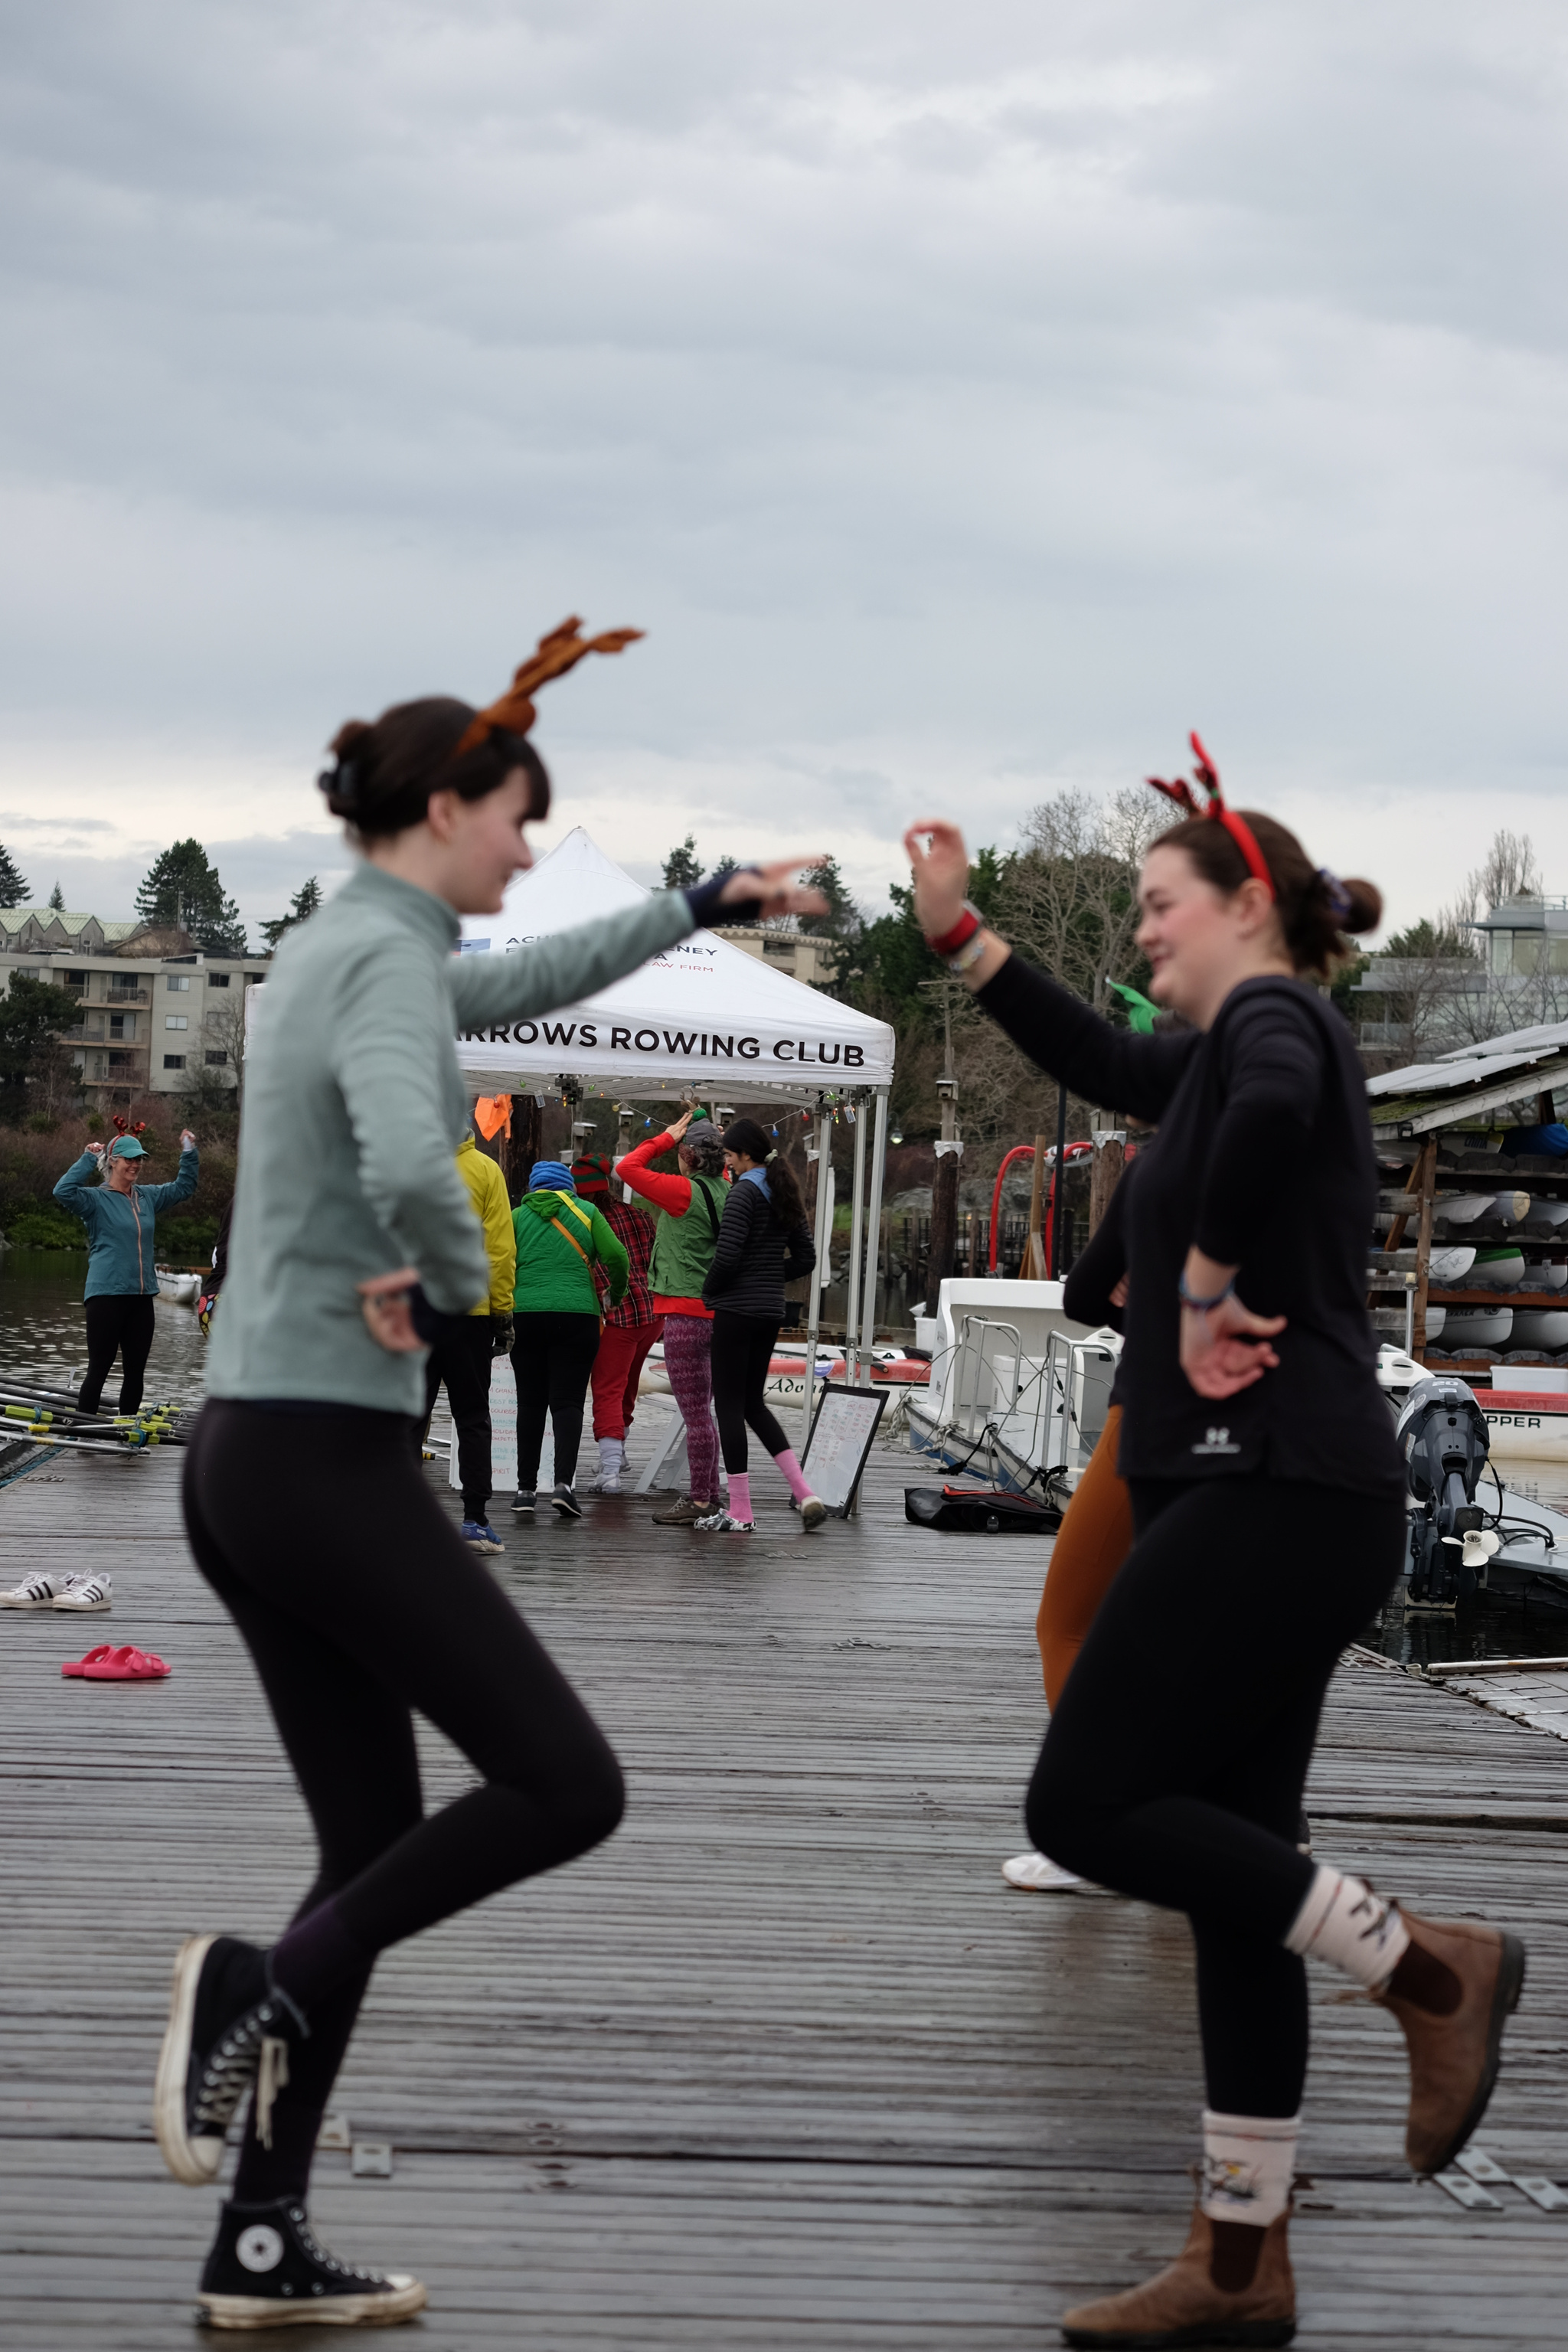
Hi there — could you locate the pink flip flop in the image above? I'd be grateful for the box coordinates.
[61,1644,118,1677]
[79,1646,171,1681]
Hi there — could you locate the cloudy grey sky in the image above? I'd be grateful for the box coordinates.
[1,1,1564,942]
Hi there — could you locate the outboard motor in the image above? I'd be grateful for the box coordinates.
[1396,1374,1501,1609]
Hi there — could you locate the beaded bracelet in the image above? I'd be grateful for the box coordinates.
[1177,1269,1237,1314]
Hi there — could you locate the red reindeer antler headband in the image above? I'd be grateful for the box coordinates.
[1145,731,1275,901]
[449,617,645,762]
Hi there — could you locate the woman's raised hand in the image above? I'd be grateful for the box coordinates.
[719,859,830,921]
[666,1106,694,1142]
[903,821,972,940]
[85,1141,106,1163]
[180,1129,197,1151]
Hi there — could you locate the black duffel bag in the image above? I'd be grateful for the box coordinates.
[904,1485,1061,1534]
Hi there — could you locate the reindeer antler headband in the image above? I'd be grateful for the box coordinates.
[1145,731,1276,901]
[449,616,645,761]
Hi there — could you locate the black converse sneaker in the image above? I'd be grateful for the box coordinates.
[153,1934,308,2186]
[197,2197,426,2330]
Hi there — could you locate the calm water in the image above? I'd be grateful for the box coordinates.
[0,1249,209,1407]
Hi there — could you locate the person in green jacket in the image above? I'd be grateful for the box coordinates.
[511,1158,629,1521]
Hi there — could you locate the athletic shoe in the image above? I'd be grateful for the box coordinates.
[596,1468,624,1494]
[197,2197,426,2331]
[1001,1850,1084,1892]
[798,1495,828,1530]
[460,1521,505,1554]
[652,1495,717,1526]
[595,1436,626,1493]
[550,1485,583,1520]
[511,1490,536,1516]
[0,1569,66,1609]
[152,1934,306,2187]
[694,1511,756,1534]
[54,1572,112,1612]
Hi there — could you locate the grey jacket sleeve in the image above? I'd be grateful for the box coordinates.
[449,893,696,1031]
[331,937,491,1316]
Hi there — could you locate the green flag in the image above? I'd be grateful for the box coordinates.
[1106,977,1158,1034]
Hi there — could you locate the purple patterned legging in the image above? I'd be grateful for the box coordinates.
[662,1313,720,1502]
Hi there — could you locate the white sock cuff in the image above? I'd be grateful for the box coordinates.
[1284,1866,1410,1990]
[1200,2110,1300,2229]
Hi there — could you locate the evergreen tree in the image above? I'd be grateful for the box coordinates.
[258,876,323,951]
[136,840,248,956]
[47,881,64,911]
[798,856,863,941]
[0,842,30,910]
[0,975,65,1115]
[661,836,704,891]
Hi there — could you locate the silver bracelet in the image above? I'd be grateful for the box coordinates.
[947,929,990,975]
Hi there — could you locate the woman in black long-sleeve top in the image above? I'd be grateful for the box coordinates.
[904,761,1523,2347]
[697,1117,822,1535]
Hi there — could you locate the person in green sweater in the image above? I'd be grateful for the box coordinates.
[511,1158,629,1521]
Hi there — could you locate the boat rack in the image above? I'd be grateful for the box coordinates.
[1367,1034,1568,1380]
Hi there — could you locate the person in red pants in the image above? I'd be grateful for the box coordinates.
[571,1153,661,1492]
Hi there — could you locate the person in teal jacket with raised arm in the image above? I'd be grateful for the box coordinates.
[54,1122,199,1414]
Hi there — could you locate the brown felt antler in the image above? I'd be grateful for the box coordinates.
[450,618,645,759]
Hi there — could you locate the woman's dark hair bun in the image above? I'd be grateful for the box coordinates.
[1335,877,1383,936]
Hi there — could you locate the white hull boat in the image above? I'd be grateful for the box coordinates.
[1429,1246,1476,1285]
[1436,1190,1531,1227]
[1439,1306,1514,1351]
[1481,1391,1568,1465]
[1524,1262,1568,1292]
[1424,1306,1446,1340]
[1508,1309,1568,1353]
[1527,1199,1568,1229]
[155,1268,201,1305]
[1469,1247,1527,1290]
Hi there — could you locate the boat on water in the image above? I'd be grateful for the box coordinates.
[155,1268,201,1305]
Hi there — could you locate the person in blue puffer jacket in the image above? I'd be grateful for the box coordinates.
[54,1125,199,1414]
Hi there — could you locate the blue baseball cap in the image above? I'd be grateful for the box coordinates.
[107,1135,147,1158]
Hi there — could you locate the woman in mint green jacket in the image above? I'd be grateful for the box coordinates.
[158,618,827,2329]
[510,1158,629,1520]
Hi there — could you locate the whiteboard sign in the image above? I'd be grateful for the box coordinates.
[802,1382,887,1517]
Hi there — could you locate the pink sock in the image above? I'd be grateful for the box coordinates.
[727,1473,753,1524]
[773,1448,813,1504]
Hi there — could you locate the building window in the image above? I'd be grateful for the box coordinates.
[64,969,86,986]
[166,974,190,991]
[107,1051,133,1069]
[204,1050,228,1066]
[163,1054,186,1070]
[109,1013,127,1040]
[207,971,230,987]
[165,1014,188,1031]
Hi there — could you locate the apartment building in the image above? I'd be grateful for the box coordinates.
[711,925,837,990]
[0,909,268,1101]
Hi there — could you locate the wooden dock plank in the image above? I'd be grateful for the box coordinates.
[2,1429,1567,2344]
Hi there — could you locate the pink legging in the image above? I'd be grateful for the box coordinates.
[662,1313,720,1502]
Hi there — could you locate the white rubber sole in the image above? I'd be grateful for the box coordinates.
[152,1932,225,2185]
[53,1596,112,1612]
[0,1592,59,1609]
[198,2276,427,2330]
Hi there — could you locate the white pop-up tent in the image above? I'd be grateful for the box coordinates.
[454,828,898,1426]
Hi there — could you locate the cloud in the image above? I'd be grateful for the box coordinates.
[1,1,1566,939]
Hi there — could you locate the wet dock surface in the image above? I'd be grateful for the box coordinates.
[3,1426,1568,2346]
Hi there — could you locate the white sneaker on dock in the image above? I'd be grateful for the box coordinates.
[54,1573,112,1612]
[0,1569,67,1609]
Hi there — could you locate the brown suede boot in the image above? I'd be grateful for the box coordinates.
[1060,2202,1295,2347]
[1376,1909,1525,2175]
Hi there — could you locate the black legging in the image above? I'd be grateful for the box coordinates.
[79,1293,156,1415]
[422,1316,497,1519]
[710,1309,789,1473]
[1026,1476,1404,2117]
[181,1401,625,2203]
[511,1312,601,1491]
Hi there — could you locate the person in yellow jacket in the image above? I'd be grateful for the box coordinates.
[421,1127,517,1553]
